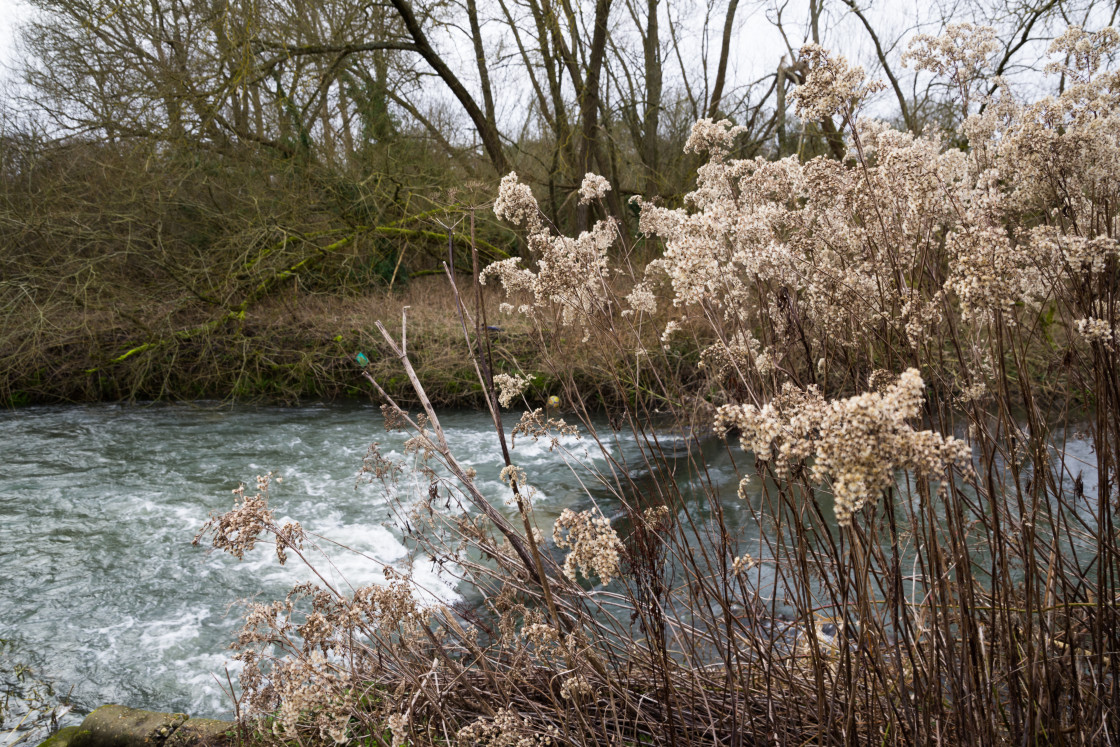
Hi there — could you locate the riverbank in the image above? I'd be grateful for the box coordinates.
[0,276,620,409]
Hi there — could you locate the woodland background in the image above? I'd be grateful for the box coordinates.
[1,0,1116,404]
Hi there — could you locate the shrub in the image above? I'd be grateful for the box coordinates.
[197,25,1120,745]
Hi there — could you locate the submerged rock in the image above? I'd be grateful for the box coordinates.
[35,726,91,747]
[165,718,238,747]
[78,706,187,747]
[36,706,236,747]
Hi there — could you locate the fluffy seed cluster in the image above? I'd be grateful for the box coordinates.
[789,44,885,122]
[521,622,560,647]
[456,707,558,746]
[493,373,531,408]
[492,172,542,230]
[387,714,408,747]
[559,675,594,701]
[944,221,1044,324]
[193,473,276,560]
[483,173,616,332]
[903,23,999,110]
[510,408,579,451]
[358,441,403,483]
[552,507,624,584]
[715,370,972,525]
[1075,317,1117,347]
[731,554,756,574]
[578,172,611,204]
[499,464,528,487]
[684,117,746,156]
[698,331,763,381]
[624,281,657,316]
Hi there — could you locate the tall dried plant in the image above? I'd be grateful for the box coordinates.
[197,24,1120,745]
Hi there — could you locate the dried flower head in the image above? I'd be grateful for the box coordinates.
[387,714,408,747]
[559,675,594,701]
[493,373,531,408]
[716,370,972,526]
[484,173,617,331]
[625,282,657,315]
[578,172,611,204]
[552,507,624,584]
[193,474,277,560]
[790,44,885,123]
[1045,25,1120,81]
[684,117,746,156]
[1075,317,1117,347]
[731,554,756,574]
[493,172,543,231]
[456,707,558,746]
[511,408,579,451]
[903,23,999,107]
[521,622,560,647]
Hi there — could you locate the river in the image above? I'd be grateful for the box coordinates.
[0,402,676,734]
[1,401,1102,743]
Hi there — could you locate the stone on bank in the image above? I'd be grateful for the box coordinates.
[36,706,237,747]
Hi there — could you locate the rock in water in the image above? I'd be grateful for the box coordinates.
[37,706,237,747]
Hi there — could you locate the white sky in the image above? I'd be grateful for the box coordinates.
[0,0,1109,140]
[0,0,25,69]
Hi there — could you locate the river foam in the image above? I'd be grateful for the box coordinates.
[0,403,644,723]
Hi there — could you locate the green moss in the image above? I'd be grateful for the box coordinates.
[36,727,91,747]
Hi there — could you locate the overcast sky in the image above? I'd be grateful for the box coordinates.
[0,1,19,45]
[0,0,26,72]
[0,0,1106,140]
[0,0,935,94]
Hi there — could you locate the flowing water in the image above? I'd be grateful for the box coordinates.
[0,403,683,735]
[0,402,1102,742]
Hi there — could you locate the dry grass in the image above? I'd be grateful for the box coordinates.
[0,274,663,408]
